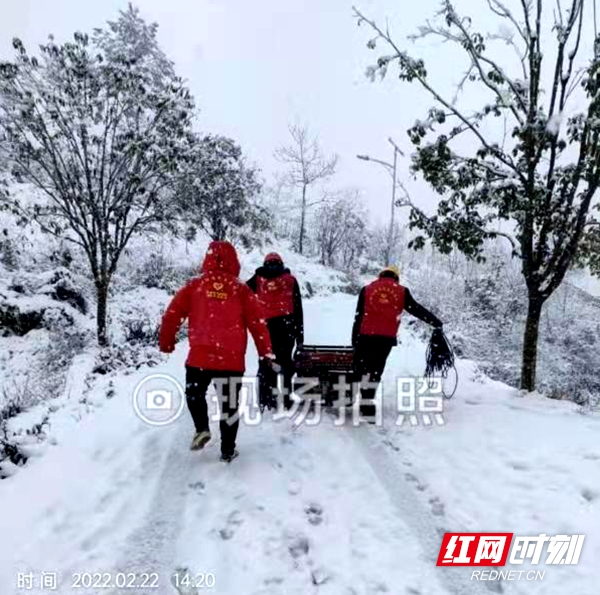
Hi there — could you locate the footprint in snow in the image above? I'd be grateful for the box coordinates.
[227,510,244,525]
[405,472,427,491]
[288,534,310,559]
[305,503,324,526]
[171,567,198,595]
[188,480,205,493]
[218,510,243,540]
[429,496,445,517]
[295,456,314,473]
[581,487,599,502]
[583,452,600,461]
[264,577,284,586]
[464,399,482,406]
[288,480,302,496]
[218,527,234,540]
[311,567,331,586]
[508,460,530,471]
[383,438,400,452]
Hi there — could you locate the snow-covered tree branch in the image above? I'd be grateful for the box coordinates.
[0,8,195,345]
[355,0,600,390]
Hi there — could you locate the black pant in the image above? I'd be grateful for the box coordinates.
[258,317,296,409]
[353,336,395,417]
[185,366,243,455]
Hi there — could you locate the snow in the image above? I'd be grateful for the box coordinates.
[0,286,598,595]
[546,113,563,136]
[570,269,600,298]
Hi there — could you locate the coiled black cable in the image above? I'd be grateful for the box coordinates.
[425,327,458,399]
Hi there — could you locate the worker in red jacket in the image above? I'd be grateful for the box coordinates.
[247,252,303,409]
[352,266,443,420]
[159,241,275,462]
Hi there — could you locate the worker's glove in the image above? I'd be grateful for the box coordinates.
[261,354,282,374]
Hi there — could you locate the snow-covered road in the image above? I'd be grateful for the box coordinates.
[1,294,599,595]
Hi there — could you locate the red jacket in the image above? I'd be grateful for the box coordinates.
[256,273,296,319]
[358,277,406,338]
[159,241,273,372]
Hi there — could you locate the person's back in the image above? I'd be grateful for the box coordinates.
[159,241,274,461]
[352,266,442,421]
[247,252,303,409]
[247,253,303,341]
[357,274,406,343]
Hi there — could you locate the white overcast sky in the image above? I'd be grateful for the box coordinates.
[0,0,597,225]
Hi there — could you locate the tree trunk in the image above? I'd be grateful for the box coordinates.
[95,278,110,347]
[520,293,544,392]
[299,184,307,255]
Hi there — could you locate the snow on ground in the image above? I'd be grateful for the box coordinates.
[0,293,598,595]
[569,269,600,298]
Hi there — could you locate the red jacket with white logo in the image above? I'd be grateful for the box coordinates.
[159,241,273,372]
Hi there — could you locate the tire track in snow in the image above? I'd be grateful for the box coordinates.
[346,424,497,595]
[109,423,193,595]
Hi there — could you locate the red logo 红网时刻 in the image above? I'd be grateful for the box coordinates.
[436,533,514,566]
[436,533,585,567]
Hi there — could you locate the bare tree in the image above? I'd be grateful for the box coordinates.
[275,124,338,254]
[315,191,367,269]
[368,221,405,267]
[355,0,600,391]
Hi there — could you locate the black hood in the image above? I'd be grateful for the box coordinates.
[256,262,290,279]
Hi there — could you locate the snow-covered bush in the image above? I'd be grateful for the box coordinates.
[340,271,364,296]
[0,378,36,424]
[92,344,162,375]
[403,245,600,405]
[130,253,196,294]
[0,377,41,477]
[0,233,18,270]
[0,268,90,337]
[123,319,160,346]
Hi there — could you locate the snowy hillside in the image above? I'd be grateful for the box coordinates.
[570,270,600,298]
[1,288,599,595]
